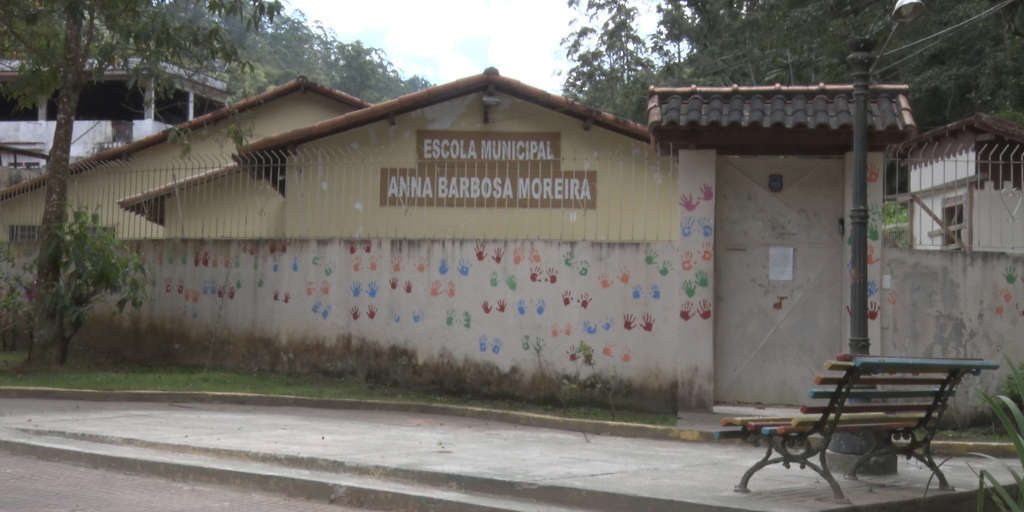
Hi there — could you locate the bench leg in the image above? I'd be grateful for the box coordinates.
[735,443,777,493]
[815,446,850,504]
[912,446,953,491]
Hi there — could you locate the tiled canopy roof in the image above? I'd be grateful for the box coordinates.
[647,84,916,154]
[649,84,915,131]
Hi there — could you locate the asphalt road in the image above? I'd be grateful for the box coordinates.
[0,452,366,512]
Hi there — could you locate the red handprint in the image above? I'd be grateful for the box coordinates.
[306,281,315,296]
[1003,289,1013,303]
[492,247,504,263]
[202,251,209,267]
[447,281,456,298]
[697,299,712,320]
[563,323,572,336]
[177,280,184,295]
[868,301,879,320]
[640,313,655,332]
[867,245,880,265]
[430,280,442,297]
[320,280,330,295]
[191,290,199,303]
[619,269,630,285]
[496,299,507,313]
[227,287,236,300]
[392,257,401,273]
[475,242,487,261]
[416,257,426,273]
[562,290,574,306]
[389,277,399,290]
[348,243,357,254]
[184,288,192,302]
[482,300,492,314]
[217,286,224,299]
[350,306,360,320]
[681,251,694,272]
[679,193,701,212]
[530,266,542,282]
[403,281,413,294]
[701,240,713,262]
[529,248,541,263]
[602,345,614,357]
[552,325,560,337]
[578,293,591,309]
[193,251,201,266]
[272,242,280,254]
[165,280,172,293]
[363,241,371,254]
[623,313,636,330]
[352,256,362,272]
[513,248,523,264]
[546,268,558,284]
[369,255,379,271]
[273,290,280,301]
[599,273,612,289]
[699,183,714,201]
[283,292,291,304]
[367,305,377,319]
[224,256,230,268]
[995,305,1004,315]
[621,349,632,363]
[280,242,287,253]
[680,302,693,321]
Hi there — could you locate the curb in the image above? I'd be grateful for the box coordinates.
[0,386,1013,458]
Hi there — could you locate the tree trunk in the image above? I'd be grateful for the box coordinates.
[29,6,86,367]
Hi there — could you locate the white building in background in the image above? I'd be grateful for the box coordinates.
[892,113,1024,253]
[0,60,229,162]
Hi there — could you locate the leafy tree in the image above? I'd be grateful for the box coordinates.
[0,0,282,366]
[562,0,656,122]
[225,11,431,103]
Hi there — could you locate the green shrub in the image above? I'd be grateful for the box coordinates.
[976,358,1024,511]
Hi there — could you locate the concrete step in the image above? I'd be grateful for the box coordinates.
[6,427,706,512]
[0,427,597,512]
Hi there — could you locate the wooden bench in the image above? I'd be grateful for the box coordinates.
[716,354,999,503]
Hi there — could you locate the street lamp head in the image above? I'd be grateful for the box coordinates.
[892,0,925,23]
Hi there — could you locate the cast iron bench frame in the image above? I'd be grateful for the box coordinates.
[717,354,999,503]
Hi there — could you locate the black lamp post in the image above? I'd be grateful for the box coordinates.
[847,38,874,356]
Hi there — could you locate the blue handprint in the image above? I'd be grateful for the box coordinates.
[272,261,279,273]
[491,338,502,354]
[312,300,322,313]
[681,217,695,238]
[536,299,546,315]
[601,316,614,331]
[517,299,526,315]
[413,310,423,323]
[478,335,488,352]
[632,284,644,299]
[439,259,449,275]
[867,280,879,297]
[650,285,661,300]
[699,217,713,238]
[351,281,362,297]
[321,305,331,319]
[583,321,598,334]
[457,258,472,276]
[392,311,401,323]
[367,281,378,298]
[292,256,299,272]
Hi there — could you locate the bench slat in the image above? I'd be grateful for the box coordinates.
[789,412,924,427]
[824,360,854,371]
[721,416,804,427]
[771,421,917,435]
[800,403,931,415]
[809,388,952,400]
[836,353,984,362]
[853,357,999,372]
[814,376,948,386]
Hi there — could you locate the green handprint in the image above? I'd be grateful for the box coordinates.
[234,255,240,268]
[446,309,455,326]
[658,260,672,276]
[522,336,531,351]
[490,272,499,287]
[1006,266,1018,284]
[644,248,658,265]
[312,255,320,266]
[533,337,544,354]
[696,270,708,288]
[563,250,575,267]
[325,265,334,277]
[868,224,879,242]
[257,274,264,288]
[236,279,243,289]
[683,280,696,298]
[463,311,472,329]
[505,275,517,290]
[577,260,589,276]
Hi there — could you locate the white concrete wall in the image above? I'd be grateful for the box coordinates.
[973,182,1024,253]
[0,119,172,160]
[880,248,1024,424]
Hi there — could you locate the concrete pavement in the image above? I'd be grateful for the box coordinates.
[0,396,1018,511]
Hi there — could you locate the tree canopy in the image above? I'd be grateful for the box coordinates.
[563,0,1024,129]
[225,10,431,103]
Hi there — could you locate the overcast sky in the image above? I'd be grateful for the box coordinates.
[283,0,660,94]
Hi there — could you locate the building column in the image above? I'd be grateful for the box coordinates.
[144,80,155,120]
[187,91,195,121]
[37,96,48,121]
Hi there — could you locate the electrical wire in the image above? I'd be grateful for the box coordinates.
[880,0,1018,58]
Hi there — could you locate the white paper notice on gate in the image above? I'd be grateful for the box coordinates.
[769,247,794,281]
